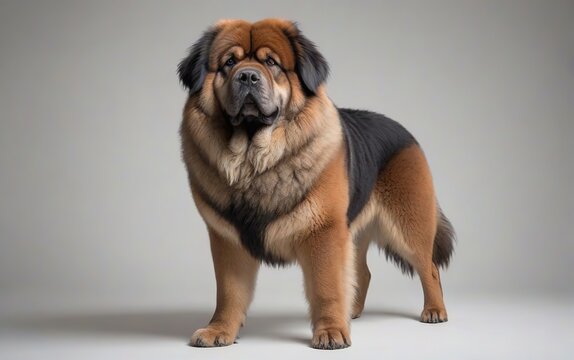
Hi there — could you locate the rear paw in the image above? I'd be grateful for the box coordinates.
[420,307,448,323]
[312,327,351,350]
[189,327,236,347]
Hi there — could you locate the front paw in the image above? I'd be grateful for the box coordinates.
[189,327,236,347]
[312,327,351,350]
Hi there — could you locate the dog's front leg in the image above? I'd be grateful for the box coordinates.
[297,221,354,350]
[189,228,260,347]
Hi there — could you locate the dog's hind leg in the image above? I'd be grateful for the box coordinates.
[416,260,448,322]
[351,228,372,319]
[375,145,452,323]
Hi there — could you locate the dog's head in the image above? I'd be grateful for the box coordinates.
[178,19,329,138]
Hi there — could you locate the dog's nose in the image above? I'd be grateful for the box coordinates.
[236,69,260,86]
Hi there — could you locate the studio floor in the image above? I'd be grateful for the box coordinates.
[1,295,572,360]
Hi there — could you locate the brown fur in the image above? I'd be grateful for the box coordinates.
[190,227,259,347]
[295,145,354,348]
[180,18,451,349]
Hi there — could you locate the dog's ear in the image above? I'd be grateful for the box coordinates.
[284,23,329,95]
[178,26,219,94]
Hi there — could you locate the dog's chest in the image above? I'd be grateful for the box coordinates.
[222,159,315,265]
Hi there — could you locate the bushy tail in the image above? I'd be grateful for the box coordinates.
[432,208,456,269]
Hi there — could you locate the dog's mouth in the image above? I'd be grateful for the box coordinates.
[228,95,279,138]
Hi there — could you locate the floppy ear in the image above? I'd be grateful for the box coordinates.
[285,24,330,95]
[178,26,219,94]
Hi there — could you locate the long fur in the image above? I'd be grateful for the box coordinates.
[282,24,329,95]
[381,209,455,277]
[433,207,456,269]
[178,26,219,94]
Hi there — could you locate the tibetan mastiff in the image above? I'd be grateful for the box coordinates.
[178,18,455,349]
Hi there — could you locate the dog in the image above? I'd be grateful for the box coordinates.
[178,18,455,349]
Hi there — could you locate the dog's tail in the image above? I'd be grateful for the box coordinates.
[432,207,456,269]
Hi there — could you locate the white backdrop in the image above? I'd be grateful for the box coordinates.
[1,0,573,316]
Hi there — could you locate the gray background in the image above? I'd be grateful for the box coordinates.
[0,0,573,359]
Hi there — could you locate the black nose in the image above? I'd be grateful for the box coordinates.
[237,69,260,86]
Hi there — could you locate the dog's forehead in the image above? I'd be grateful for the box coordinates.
[209,20,251,66]
[251,22,295,68]
[209,19,295,70]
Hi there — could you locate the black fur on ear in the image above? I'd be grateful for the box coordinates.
[178,26,219,94]
[284,24,330,95]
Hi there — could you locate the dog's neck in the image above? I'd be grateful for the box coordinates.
[220,94,341,187]
[182,91,342,192]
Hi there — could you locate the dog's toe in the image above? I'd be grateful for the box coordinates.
[420,307,448,323]
[312,328,351,350]
[189,327,235,347]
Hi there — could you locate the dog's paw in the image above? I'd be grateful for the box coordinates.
[420,307,448,323]
[189,327,236,347]
[311,327,351,350]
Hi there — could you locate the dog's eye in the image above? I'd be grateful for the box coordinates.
[265,57,276,66]
[225,57,236,67]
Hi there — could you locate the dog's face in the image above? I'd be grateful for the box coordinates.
[178,19,329,138]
